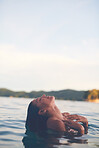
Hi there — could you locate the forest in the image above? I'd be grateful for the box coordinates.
[0,88,99,101]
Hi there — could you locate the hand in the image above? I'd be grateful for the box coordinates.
[63,119,85,136]
[66,114,88,125]
[66,114,88,133]
[62,112,70,120]
[62,112,70,116]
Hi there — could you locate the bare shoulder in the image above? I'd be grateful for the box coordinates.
[47,117,66,132]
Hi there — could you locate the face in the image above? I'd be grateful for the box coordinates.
[32,94,63,119]
[32,94,55,109]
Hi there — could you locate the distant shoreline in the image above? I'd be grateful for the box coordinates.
[0,88,99,102]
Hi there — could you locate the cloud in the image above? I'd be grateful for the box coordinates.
[62,38,99,65]
[0,44,78,90]
[75,0,91,8]
[0,41,99,74]
[0,44,77,69]
[0,43,99,91]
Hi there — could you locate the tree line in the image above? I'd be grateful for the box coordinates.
[0,88,99,101]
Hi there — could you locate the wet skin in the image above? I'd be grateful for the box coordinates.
[26,95,88,136]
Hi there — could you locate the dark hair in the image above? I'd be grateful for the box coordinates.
[26,101,48,132]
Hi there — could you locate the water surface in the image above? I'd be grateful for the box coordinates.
[0,97,99,148]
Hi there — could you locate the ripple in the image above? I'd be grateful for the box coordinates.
[0,131,24,137]
[0,138,18,142]
[89,124,99,129]
[0,124,24,129]
[0,131,14,135]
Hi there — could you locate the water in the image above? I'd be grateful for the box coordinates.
[0,97,99,148]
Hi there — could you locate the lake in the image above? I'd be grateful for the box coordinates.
[0,97,99,148]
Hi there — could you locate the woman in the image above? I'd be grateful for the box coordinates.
[26,94,88,136]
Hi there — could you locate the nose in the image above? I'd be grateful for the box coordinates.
[42,94,46,97]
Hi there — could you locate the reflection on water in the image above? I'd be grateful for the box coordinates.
[22,129,88,148]
[0,97,99,148]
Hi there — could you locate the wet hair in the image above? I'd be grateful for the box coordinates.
[26,101,48,132]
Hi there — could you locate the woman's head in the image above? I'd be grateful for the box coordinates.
[26,95,55,132]
[26,94,63,132]
[32,94,55,109]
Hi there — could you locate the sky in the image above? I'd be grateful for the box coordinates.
[0,0,99,92]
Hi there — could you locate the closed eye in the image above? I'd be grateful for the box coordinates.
[35,99,38,102]
[39,98,41,101]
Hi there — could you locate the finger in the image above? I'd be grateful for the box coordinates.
[75,120,81,123]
